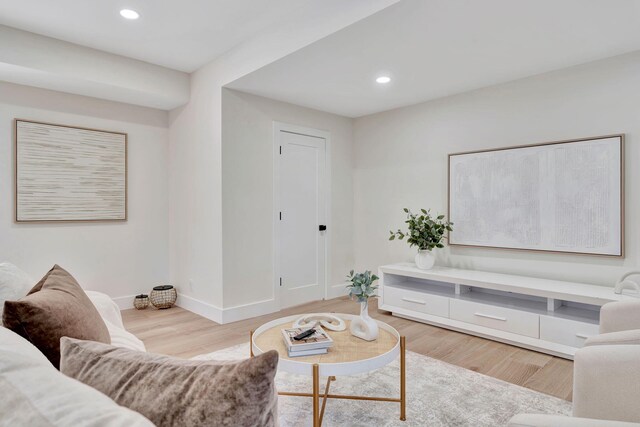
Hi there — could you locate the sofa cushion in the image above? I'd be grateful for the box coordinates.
[0,262,33,318]
[2,265,110,368]
[0,326,153,427]
[85,290,126,329]
[86,291,146,352]
[60,338,279,427]
[584,329,640,347]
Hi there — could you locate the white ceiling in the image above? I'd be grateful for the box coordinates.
[228,0,640,118]
[0,0,388,73]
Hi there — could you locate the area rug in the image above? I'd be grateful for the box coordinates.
[193,343,571,426]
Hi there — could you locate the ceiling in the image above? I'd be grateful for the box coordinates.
[0,0,385,73]
[228,0,640,117]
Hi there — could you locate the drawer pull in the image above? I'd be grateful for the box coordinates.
[402,297,426,305]
[474,312,507,322]
[575,333,591,339]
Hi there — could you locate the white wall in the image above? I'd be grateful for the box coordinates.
[168,65,225,312]
[353,51,640,287]
[221,89,354,312]
[168,1,398,321]
[0,82,170,304]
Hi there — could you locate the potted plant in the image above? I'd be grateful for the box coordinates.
[389,208,453,270]
[346,270,379,341]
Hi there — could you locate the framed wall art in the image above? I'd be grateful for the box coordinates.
[448,135,624,256]
[15,119,127,222]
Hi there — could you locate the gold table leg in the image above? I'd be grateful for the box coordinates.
[269,335,408,425]
[312,364,320,427]
[318,376,335,426]
[249,330,254,357]
[400,335,406,421]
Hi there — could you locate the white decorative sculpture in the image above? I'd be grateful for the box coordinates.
[293,313,346,331]
[615,271,640,295]
[349,299,379,341]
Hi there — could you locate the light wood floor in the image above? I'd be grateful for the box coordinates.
[122,296,573,401]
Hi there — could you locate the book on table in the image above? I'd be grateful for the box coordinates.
[281,326,333,356]
[287,347,329,357]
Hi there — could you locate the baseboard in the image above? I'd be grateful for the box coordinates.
[112,293,276,325]
[112,295,137,310]
[327,282,349,299]
[176,294,224,324]
[222,298,279,324]
[176,295,279,324]
[145,285,347,324]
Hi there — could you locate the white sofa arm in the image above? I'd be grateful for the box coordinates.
[85,291,146,352]
[86,290,125,328]
[585,329,640,347]
[573,345,640,423]
[509,414,640,427]
[600,301,640,334]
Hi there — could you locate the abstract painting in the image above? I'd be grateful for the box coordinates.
[15,119,127,222]
[448,135,623,256]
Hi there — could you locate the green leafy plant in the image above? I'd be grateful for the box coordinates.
[346,270,379,302]
[389,208,453,251]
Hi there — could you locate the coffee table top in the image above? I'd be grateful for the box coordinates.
[251,313,400,376]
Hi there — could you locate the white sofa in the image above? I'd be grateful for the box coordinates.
[510,300,640,427]
[0,262,150,426]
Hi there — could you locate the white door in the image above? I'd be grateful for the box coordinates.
[277,129,326,308]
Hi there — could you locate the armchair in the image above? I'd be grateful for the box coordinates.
[509,300,640,427]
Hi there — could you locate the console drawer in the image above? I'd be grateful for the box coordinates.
[450,299,539,338]
[383,286,449,318]
[540,316,599,348]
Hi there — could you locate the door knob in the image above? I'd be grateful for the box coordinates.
[319,225,327,231]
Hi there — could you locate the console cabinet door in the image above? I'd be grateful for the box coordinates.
[383,286,449,318]
[450,299,539,338]
[540,316,599,348]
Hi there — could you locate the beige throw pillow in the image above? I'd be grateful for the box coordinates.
[60,338,279,427]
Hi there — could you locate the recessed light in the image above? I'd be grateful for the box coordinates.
[376,76,391,84]
[120,9,140,20]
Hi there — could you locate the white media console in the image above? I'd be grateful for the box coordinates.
[378,263,636,359]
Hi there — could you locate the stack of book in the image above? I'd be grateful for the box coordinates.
[281,326,333,357]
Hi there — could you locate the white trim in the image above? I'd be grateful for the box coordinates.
[114,293,280,324]
[176,294,223,324]
[273,121,331,309]
[112,295,136,310]
[176,295,281,324]
[327,282,350,299]
[222,298,280,324]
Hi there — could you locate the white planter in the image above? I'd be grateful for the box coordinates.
[415,250,435,270]
[349,300,379,341]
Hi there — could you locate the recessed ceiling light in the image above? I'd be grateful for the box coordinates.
[376,76,391,84]
[120,9,140,20]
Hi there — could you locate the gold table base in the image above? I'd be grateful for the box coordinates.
[251,332,406,427]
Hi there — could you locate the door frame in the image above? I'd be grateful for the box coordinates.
[273,122,331,309]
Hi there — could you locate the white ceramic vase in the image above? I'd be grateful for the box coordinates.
[415,249,435,270]
[349,299,379,341]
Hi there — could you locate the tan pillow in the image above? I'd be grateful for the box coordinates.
[60,338,279,427]
[2,265,110,368]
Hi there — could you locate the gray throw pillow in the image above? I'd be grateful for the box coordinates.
[60,338,279,427]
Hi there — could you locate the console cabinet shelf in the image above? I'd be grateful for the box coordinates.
[378,263,634,359]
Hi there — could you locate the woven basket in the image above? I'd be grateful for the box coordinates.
[150,285,177,309]
[133,294,149,310]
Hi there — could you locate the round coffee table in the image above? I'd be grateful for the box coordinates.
[250,313,406,427]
